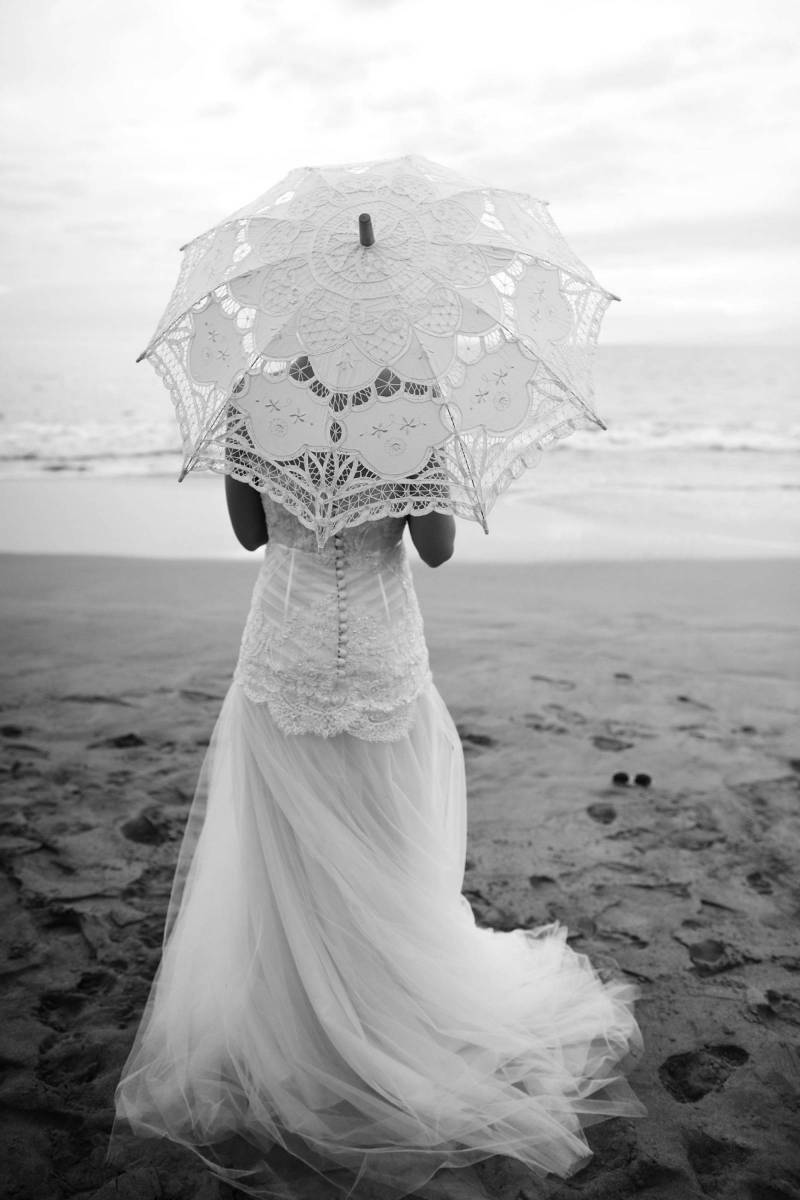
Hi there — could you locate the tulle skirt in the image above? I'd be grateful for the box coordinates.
[111,679,646,1200]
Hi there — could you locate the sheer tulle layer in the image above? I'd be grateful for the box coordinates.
[112,679,645,1200]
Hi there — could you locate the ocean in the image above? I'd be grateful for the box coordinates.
[0,344,797,560]
[1,343,797,478]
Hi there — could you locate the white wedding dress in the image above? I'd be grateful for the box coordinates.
[112,494,646,1200]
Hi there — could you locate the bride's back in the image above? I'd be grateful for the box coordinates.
[233,495,431,741]
[259,493,407,561]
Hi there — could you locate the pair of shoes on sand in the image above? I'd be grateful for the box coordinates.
[612,771,652,787]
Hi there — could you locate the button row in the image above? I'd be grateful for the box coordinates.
[334,532,346,672]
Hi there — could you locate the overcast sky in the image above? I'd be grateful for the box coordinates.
[1,0,798,387]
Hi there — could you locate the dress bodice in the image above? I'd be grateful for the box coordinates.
[258,495,408,561]
[233,495,432,740]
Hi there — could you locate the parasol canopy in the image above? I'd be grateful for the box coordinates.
[136,154,618,546]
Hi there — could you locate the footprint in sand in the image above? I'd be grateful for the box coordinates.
[37,1034,105,1088]
[527,874,559,891]
[179,688,222,702]
[683,936,743,976]
[746,989,800,1026]
[456,726,496,750]
[90,732,146,749]
[746,871,774,895]
[675,693,714,711]
[674,723,714,740]
[592,735,634,751]
[2,740,48,757]
[529,674,575,691]
[587,803,617,825]
[523,714,568,734]
[631,879,691,899]
[575,1120,690,1191]
[121,809,172,845]
[658,1044,749,1102]
[38,987,87,1021]
[684,1130,753,1193]
[544,703,587,726]
[76,969,116,997]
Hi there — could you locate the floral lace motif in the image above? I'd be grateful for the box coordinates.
[141,155,614,547]
[233,496,432,741]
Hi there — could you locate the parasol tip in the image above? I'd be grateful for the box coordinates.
[178,465,188,482]
[474,506,489,535]
[359,213,375,247]
[135,351,146,363]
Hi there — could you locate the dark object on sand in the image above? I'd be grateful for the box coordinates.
[588,802,617,824]
[612,771,629,786]
[634,773,652,787]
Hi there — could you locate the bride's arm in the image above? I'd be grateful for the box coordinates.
[224,402,268,551]
[406,512,455,568]
[225,476,268,551]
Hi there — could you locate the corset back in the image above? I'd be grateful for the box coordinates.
[233,495,432,740]
[259,495,408,561]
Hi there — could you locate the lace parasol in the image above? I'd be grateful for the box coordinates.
[136,154,619,547]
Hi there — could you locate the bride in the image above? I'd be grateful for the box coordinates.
[111,476,646,1200]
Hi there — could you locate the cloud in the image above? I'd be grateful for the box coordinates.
[0,194,64,212]
[581,207,800,256]
[459,128,638,198]
[0,0,797,348]
[544,43,707,102]
[195,102,240,119]
[368,90,442,116]
[236,44,289,84]
[60,219,140,240]
[233,0,406,87]
[237,38,396,86]
[538,27,793,105]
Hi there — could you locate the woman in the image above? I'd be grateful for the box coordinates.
[112,477,645,1200]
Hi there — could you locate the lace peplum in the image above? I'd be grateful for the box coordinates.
[233,495,432,740]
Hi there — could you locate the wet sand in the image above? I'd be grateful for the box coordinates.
[1,551,799,1199]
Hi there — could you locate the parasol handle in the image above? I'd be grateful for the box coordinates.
[359,213,375,247]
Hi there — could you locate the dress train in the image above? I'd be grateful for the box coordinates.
[112,677,645,1199]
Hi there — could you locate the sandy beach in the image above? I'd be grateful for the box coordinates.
[1,549,799,1199]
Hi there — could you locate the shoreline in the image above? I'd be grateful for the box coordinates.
[2,472,799,562]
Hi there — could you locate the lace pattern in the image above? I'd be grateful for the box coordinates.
[140,155,614,547]
[233,496,432,741]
